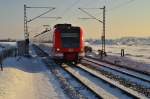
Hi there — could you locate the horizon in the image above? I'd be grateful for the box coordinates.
[0,36,150,41]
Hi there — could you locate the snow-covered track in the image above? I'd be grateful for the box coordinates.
[82,57,150,98]
[61,64,117,99]
[83,57,150,83]
[32,44,49,57]
[32,44,100,99]
[63,63,147,99]
[32,44,149,98]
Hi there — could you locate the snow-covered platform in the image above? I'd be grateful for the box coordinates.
[0,47,68,99]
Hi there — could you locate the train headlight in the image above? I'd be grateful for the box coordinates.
[81,47,84,52]
[56,48,60,51]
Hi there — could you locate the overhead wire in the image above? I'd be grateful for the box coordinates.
[108,0,136,12]
[106,0,136,39]
[78,0,136,39]
[36,0,136,41]
[49,0,81,25]
[31,0,82,42]
[61,0,81,16]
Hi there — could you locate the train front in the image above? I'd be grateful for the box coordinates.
[53,24,84,63]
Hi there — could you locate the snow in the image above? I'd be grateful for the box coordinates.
[85,44,150,74]
[77,64,147,99]
[73,66,132,99]
[0,42,16,52]
[0,44,68,99]
[38,43,150,74]
[0,42,16,48]
[82,58,150,88]
[34,43,52,55]
[58,64,98,99]
[0,40,148,99]
[89,44,150,65]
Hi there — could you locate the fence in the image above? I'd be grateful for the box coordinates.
[0,47,17,71]
[17,40,28,56]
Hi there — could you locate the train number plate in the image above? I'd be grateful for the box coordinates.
[68,48,74,52]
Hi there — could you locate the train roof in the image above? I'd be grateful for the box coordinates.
[54,24,80,29]
[54,24,72,28]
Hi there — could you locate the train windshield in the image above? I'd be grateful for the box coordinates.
[61,32,80,48]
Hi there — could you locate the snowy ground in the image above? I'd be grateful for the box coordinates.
[38,43,150,74]
[1,41,149,99]
[88,44,150,65]
[86,44,150,74]
[0,44,68,99]
[0,42,16,48]
[0,42,16,46]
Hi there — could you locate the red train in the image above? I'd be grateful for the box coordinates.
[51,24,84,63]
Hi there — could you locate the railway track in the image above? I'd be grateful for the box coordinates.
[83,57,150,83]
[82,57,150,97]
[86,55,150,75]
[63,63,148,99]
[32,44,149,99]
[32,44,100,99]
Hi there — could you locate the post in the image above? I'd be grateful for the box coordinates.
[24,5,29,55]
[24,5,56,54]
[103,6,106,53]
[78,7,107,56]
[0,55,3,71]
[0,62,2,71]
[0,63,3,71]
[121,49,125,57]
[102,6,106,54]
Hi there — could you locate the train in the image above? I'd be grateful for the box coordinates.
[51,24,84,64]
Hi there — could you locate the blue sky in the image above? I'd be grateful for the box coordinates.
[0,0,150,39]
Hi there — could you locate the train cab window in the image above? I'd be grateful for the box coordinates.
[61,32,80,48]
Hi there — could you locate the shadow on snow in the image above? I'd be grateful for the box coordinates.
[2,56,49,73]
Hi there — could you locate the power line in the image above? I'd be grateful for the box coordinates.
[34,29,51,38]
[78,8,103,23]
[60,0,81,17]
[24,5,56,54]
[78,6,106,55]
[48,0,81,25]
[108,0,136,11]
[27,8,55,22]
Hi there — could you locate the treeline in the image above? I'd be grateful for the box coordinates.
[85,37,150,45]
[0,39,16,42]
